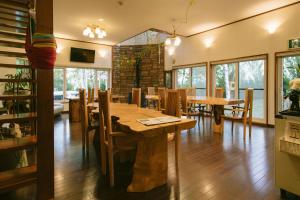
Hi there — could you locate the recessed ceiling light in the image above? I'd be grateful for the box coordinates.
[98,18,104,22]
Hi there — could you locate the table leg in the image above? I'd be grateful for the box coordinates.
[127,133,168,192]
[213,105,224,133]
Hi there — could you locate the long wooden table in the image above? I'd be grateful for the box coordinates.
[145,95,244,133]
[187,96,244,133]
[90,103,196,192]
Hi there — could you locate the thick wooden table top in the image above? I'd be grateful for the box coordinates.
[91,103,196,136]
[187,96,244,105]
[145,95,244,105]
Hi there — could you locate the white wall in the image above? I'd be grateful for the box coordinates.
[55,38,112,68]
[165,4,300,125]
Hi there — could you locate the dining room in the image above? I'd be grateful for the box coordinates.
[0,0,300,199]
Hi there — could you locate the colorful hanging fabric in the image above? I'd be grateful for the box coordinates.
[31,33,57,69]
[25,16,57,70]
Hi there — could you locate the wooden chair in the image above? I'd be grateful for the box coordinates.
[87,88,94,103]
[98,90,136,187]
[222,88,253,139]
[158,87,166,111]
[164,89,181,169]
[132,88,141,107]
[147,87,156,109]
[178,88,200,123]
[79,89,98,159]
[164,89,180,118]
[186,87,196,96]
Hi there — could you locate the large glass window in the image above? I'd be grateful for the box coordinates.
[176,68,191,88]
[214,63,236,98]
[53,67,110,100]
[212,57,267,122]
[277,54,300,112]
[54,68,64,100]
[238,60,265,120]
[175,65,207,96]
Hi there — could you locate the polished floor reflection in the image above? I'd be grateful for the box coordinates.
[0,114,296,200]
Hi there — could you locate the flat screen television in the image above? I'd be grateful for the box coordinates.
[70,47,95,63]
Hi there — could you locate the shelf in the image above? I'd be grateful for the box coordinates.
[0,78,35,83]
[0,165,37,192]
[0,30,25,40]
[0,94,35,100]
[0,63,31,69]
[0,50,26,58]
[0,112,36,123]
[280,137,300,157]
[0,1,29,11]
[0,136,37,152]
[0,22,26,32]
[0,39,24,48]
[0,10,28,19]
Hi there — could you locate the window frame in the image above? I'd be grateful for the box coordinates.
[173,62,208,96]
[210,54,268,124]
[53,66,111,101]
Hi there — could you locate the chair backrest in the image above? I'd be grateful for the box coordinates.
[243,88,253,118]
[165,89,181,117]
[187,87,196,96]
[215,87,224,98]
[79,89,88,134]
[178,89,188,113]
[132,88,141,107]
[98,90,112,144]
[157,87,166,110]
[88,88,94,103]
[147,87,155,95]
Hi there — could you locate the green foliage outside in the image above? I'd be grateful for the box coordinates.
[282,56,300,96]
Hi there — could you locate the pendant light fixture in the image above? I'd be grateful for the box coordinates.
[83,25,107,39]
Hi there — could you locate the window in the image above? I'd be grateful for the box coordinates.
[54,68,64,100]
[276,53,300,112]
[214,63,235,98]
[212,56,267,123]
[53,67,110,100]
[175,65,207,95]
[176,68,191,88]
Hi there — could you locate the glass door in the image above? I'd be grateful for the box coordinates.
[238,60,265,121]
[212,57,267,123]
[192,67,207,96]
[213,63,236,98]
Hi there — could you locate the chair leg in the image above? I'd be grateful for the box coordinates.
[243,118,247,140]
[249,119,252,137]
[86,131,89,159]
[231,120,234,133]
[174,128,181,171]
[82,130,86,159]
[108,145,114,187]
[100,146,107,175]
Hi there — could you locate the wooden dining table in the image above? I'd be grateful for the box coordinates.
[187,96,244,133]
[145,95,244,133]
[89,103,196,192]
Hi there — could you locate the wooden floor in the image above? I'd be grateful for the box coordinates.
[1,114,299,200]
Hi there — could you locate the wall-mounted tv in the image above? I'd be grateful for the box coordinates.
[70,47,95,63]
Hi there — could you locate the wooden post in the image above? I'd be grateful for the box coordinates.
[36,0,54,199]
